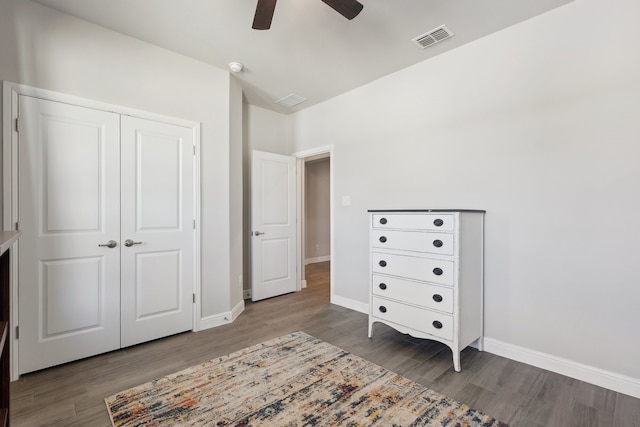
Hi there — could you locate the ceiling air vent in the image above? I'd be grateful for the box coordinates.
[412,25,454,49]
[275,94,307,108]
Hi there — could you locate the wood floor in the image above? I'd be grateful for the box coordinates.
[10,261,640,426]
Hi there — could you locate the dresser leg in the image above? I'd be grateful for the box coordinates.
[453,354,461,372]
[452,344,461,372]
[477,337,484,352]
[367,321,373,338]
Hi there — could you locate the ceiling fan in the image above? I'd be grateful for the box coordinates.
[252,0,364,30]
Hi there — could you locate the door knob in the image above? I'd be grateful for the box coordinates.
[253,231,265,236]
[124,239,142,247]
[98,240,118,248]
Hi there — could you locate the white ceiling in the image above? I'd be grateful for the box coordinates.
[34,0,575,114]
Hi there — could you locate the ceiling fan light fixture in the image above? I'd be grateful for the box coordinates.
[252,0,363,30]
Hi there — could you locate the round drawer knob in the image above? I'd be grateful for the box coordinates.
[379,306,387,313]
[379,260,387,267]
[432,294,443,303]
[378,283,387,290]
[433,267,443,276]
[379,217,388,225]
[379,236,387,243]
[432,320,443,329]
[433,239,443,248]
[433,218,444,227]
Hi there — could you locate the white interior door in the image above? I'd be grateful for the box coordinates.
[120,116,194,347]
[251,150,297,301]
[18,96,121,374]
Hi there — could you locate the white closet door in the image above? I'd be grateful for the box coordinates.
[120,116,194,347]
[18,96,121,374]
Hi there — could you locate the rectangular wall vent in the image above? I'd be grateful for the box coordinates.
[275,94,307,108]
[412,25,454,49]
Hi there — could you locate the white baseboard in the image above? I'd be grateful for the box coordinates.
[231,299,245,321]
[197,312,230,331]
[483,337,640,399]
[330,294,368,314]
[325,298,640,398]
[305,256,330,265]
[197,299,245,331]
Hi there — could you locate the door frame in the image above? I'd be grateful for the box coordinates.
[2,81,202,379]
[292,145,334,298]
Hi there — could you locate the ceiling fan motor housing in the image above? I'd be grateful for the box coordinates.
[252,0,363,30]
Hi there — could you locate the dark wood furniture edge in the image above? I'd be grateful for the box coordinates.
[0,231,21,427]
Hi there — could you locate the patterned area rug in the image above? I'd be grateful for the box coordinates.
[105,331,507,426]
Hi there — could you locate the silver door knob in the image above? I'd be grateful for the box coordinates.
[253,231,265,236]
[124,239,142,247]
[98,240,117,248]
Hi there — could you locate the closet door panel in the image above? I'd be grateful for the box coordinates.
[18,96,121,374]
[120,116,194,347]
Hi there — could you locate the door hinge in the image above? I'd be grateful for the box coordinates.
[15,326,19,339]
[192,293,196,303]
[193,219,196,229]
[15,221,19,231]
[193,146,196,156]
[15,117,20,133]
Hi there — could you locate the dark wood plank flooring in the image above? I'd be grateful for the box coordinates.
[10,262,640,426]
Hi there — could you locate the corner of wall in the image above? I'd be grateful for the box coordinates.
[228,73,244,310]
[197,299,245,332]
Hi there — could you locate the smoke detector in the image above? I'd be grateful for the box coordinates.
[229,62,244,73]
[412,25,454,49]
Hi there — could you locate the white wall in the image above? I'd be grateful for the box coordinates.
[305,158,331,262]
[0,0,243,320]
[244,104,294,154]
[292,0,640,381]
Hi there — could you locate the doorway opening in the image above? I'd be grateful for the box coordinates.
[295,146,333,302]
[303,155,331,299]
[248,147,333,303]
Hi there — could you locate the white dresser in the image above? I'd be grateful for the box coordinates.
[367,209,485,372]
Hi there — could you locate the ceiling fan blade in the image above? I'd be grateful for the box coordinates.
[252,0,277,30]
[321,0,363,20]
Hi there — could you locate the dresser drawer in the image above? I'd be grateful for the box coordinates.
[371,296,453,341]
[372,214,454,232]
[372,252,454,286]
[372,229,454,256]
[372,274,453,313]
